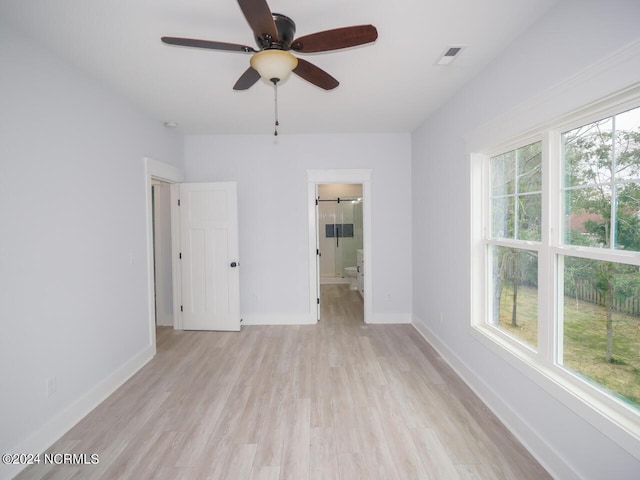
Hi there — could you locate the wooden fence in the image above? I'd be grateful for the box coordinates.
[565,279,640,316]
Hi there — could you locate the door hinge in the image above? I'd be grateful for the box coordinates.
[179,252,182,259]
[315,198,318,206]
[317,298,320,305]
[316,249,320,256]
[180,305,183,312]
[178,199,181,206]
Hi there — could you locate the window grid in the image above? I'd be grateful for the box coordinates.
[480,105,640,423]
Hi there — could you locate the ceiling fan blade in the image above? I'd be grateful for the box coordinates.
[162,37,255,53]
[292,25,378,53]
[293,58,339,90]
[237,0,277,39]
[233,67,261,90]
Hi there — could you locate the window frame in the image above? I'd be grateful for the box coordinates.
[470,90,640,461]
[485,137,545,351]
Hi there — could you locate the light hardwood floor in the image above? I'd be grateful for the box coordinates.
[17,285,551,479]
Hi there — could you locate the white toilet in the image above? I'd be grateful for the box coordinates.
[344,266,358,290]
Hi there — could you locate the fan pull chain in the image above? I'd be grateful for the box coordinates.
[273,79,279,136]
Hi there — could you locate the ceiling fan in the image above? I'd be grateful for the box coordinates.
[161,0,378,91]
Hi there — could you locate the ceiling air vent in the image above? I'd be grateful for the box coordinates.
[436,45,466,65]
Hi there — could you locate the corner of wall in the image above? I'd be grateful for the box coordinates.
[1,346,155,480]
[410,314,579,480]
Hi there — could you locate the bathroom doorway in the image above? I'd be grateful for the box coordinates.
[307,169,372,324]
[317,184,363,288]
[316,183,364,323]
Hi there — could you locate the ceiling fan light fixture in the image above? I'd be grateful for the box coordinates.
[250,49,298,83]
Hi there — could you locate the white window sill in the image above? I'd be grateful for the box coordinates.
[470,324,640,461]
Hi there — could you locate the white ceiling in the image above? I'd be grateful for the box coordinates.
[1,0,558,135]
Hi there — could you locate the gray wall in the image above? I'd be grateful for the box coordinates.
[0,20,183,472]
[3,0,640,478]
[184,133,412,323]
[411,0,640,478]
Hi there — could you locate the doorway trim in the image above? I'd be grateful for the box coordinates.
[307,169,372,323]
[144,157,184,353]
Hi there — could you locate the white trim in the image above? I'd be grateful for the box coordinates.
[307,169,373,323]
[412,317,579,480]
[470,324,640,460]
[143,157,184,343]
[170,183,183,330]
[2,345,154,480]
[144,157,183,184]
[467,80,640,460]
[307,181,320,320]
[307,169,373,185]
[469,152,487,332]
[551,245,640,266]
[241,313,317,326]
[465,39,640,153]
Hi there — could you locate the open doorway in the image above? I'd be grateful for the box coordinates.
[317,184,364,291]
[317,184,364,323]
[144,157,184,352]
[151,180,173,327]
[307,169,372,324]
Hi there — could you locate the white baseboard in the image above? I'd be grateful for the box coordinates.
[1,345,155,480]
[241,313,317,326]
[411,315,578,480]
[366,313,412,324]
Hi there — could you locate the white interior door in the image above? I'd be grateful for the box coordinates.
[179,182,240,331]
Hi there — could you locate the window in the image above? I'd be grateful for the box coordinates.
[562,108,640,251]
[472,97,640,449]
[559,108,640,410]
[488,141,542,347]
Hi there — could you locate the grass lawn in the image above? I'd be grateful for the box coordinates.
[498,285,538,346]
[498,285,640,409]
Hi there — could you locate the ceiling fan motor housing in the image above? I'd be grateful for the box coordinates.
[255,13,296,50]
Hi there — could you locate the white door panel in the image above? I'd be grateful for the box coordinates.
[180,182,240,331]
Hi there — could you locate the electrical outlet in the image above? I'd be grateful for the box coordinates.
[46,376,57,397]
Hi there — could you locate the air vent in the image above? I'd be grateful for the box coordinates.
[436,45,466,65]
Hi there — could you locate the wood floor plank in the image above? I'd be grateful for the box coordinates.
[280,398,311,480]
[217,443,257,480]
[248,465,280,480]
[15,284,551,480]
[308,427,339,480]
[371,387,432,479]
[410,427,462,480]
[248,388,290,469]
[351,405,401,480]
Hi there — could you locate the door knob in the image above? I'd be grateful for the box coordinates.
[230,262,239,267]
